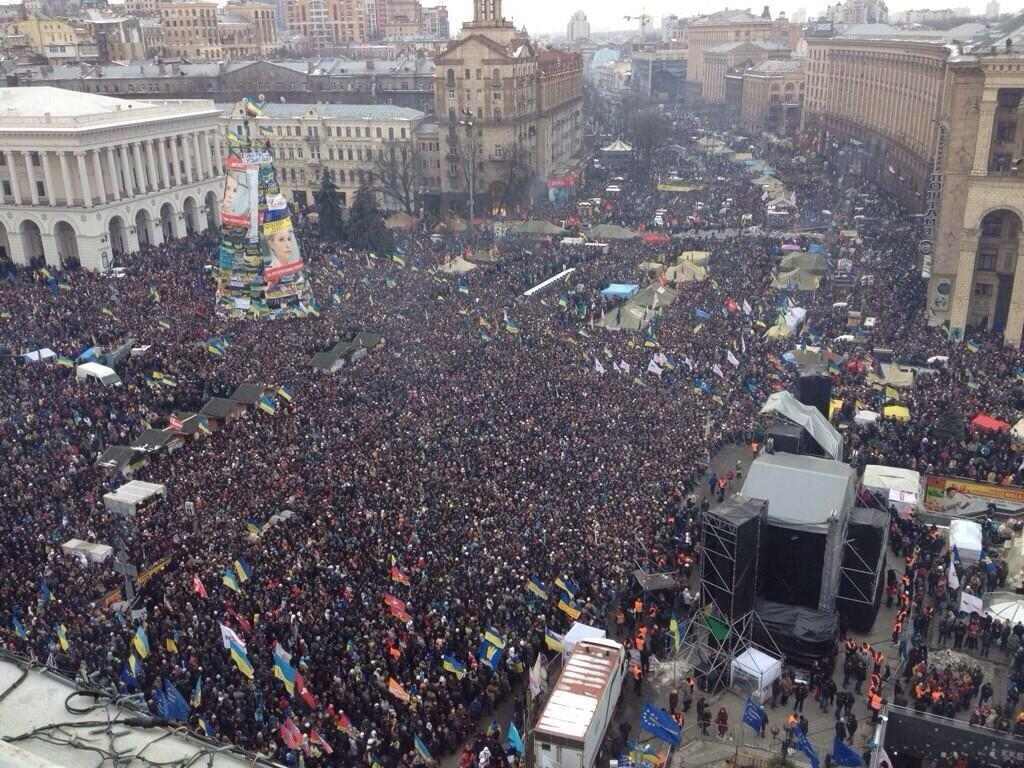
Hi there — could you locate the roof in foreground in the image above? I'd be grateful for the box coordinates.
[218,102,426,121]
[0,656,275,768]
[0,86,154,117]
[691,9,773,26]
[747,58,805,75]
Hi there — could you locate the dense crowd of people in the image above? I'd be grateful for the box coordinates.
[3,103,1024,767]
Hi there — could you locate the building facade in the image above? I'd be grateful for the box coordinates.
[283,0,367,47]
[420,5,448,39]
[702,39,790,104]
[802,30,1024,345]
[220,100,428,209]
[825,0,889,24]
[433,0,583,213]
[739,58,805,134]
[159,1,220,58]
[685,9,797,100]
[0,87,223,271]
[3,17,98,61]
[631,49,687,103]
[566,10,589,44]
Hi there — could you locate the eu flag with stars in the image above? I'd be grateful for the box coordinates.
[742,698,766,733]
[794,727,820,768]
[640,703,681,746]
[830,736,863,767]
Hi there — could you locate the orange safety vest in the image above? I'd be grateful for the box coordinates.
[870,693,882,711]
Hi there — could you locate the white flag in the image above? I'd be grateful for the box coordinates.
[654,352,668,367]
[647,359,663,377]
[727,350,740,368]
[529,655,547,698]
[741,333,746,356]
[742,299,752,316]
[712,363,725,379]
[947,556,960,591]
[620,361,630,374]
[220,623,246,650]
[612,361,622,373]
[960,591,982,615]
[594,358,606,375]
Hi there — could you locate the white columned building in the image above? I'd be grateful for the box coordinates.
[0,87,224,271]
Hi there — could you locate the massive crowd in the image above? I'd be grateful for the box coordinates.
[2,105,1024,767]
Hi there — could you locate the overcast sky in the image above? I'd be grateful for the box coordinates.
[444,0,1010,35]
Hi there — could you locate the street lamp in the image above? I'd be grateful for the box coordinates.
[457,110,478,241]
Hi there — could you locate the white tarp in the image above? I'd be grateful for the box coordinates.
[60,538,114,564]
[76,362,121,386]
[759,390,842,461]
[23,348,56,363]
[988,594,1024,625]
[563,622,607,655]
[854,410,880,425]
[950,519,982,564]
[731,648,782,698]
[1013,418,1024,443]
[103,480,166,516]
[862,465,921,518]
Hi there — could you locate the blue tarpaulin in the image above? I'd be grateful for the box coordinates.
[808,243,825,254]
[601,284,639,300]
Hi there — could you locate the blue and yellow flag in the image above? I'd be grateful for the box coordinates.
[442,654,467,679]
[544,628,564,652]
[525,577,548,601]
[133,626,150,658]
[197,716,214,737]
[191,675,203,708]
[484,627,506,649]
[554,576,578,599]
[165,636,179,654]
[39,580,54,604]
[245,520,263,537]
[257,395,277,415]
[129,653,142,678]
[272,645,297,694]
[222,568,241,593]
[276,386,293,402]
[234,558,253,583]
[228,639,254,679]
[414,735,433,763]
[557,598,581,621]
[476,640,504,670]
[56,624,69,651]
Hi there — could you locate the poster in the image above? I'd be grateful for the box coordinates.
[262,218,304,284]
[220,156,258,230]
[924,475,1024,510]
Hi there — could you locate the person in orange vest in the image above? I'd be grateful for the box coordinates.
[869,693,884,723]
[631,660,643,695]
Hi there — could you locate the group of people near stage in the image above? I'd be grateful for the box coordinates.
[5,102,1024,768]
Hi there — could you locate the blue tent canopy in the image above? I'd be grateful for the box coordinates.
[601,283,639,300]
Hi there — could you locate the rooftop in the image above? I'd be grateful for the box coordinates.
[0,86,154,117]
[747,58,805,74]
[218,101,426,121]
[691,9,775,26]
[707,39,790,54]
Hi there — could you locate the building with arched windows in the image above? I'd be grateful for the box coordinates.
[803,22,1024,345]
[0,87,223,271]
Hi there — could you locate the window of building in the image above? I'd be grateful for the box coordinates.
[997,121,1017,143]
[376,127,382,138]
[982,214,1003,237]
[974,282,994,297]
[978,251,998,271]
[346,127,352,137]
[388,127,394,139]
[1,181,9,196]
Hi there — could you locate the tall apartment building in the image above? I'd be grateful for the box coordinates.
[434,0,582,213]
[566,10,589,44]
[824,0,888,24]
[686,8,798,101]
[421,4,448,39]
[381,0,421,37]
[284,0,367,47]
[160,1,219,58]
[802,25,1024,344]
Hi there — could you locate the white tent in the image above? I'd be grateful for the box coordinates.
[759,390,843,461]
[562,622,607,655]
[76,362,121,386]
[22,348,56,363]
[1013,418,1024,443]
[854,410,880,426]
[950,519,983,564]
[103,480,166,517]
[731,648,782,698]
[988,594,1024,625]
[61,538,114,564]
[862,465,922,519]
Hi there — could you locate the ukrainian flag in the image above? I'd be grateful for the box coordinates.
[277,386,293,402]
[198,717,214,737]
[484,627,506,649]
[544,628,564,652]
[505,319,521,335]
[557,599,581,621]
[670,617,681,653]
[392,255,406,268]
[207,343,225,356]
[191,675,203,708]
[234,558,253,583]
[228,639,254,679]
[966,340,980,353]
[129,653,142,677]
[245,520,263,537]
[56,624,69,651]
[554,576,578,598]
[442,655,466,679]
[133,626,150,658]
[39,581,53,604]
[165,636,179,654]
[56,356,74,368]
[273,651,297,694]
[257,395,277,415]
[525,577,548,601]
[414,735,433,763]
[477,640,503,670]
[222,568,241,593]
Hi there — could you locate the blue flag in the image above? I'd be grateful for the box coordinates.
[794,727,820,768]
[830,736,863,767]
[506,722,525,755]
[640,703,681,746]
[742,698,766,733]
[694,308,711,320]
[161,679,191,721]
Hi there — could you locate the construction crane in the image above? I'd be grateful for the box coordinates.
[624,13,653,29]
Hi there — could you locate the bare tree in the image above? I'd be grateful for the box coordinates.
[498,139,536,216]
[369,140,424,215]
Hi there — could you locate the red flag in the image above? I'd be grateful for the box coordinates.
[388,676,410,702]
[310,729,334,755]
[382,593,405,612]
[169,415,184,431]
[389,565,410,586]
[279,718,303,750]
[192,575,207,599]
[226,607,252,634]
[335,710,356,736]
[390,605,412,623]
[295,671,319,710]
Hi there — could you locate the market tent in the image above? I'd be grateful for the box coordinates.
[601,139,633,153]
[588,224,638,241]
[772,268,821,291]
[780,251,829,274]
[883,405,910,422]
[641,231,671,245]
[633,569,679,592]
[638,261,665,273]
[563,622,607,655]
[511,220,567,237]
[384,212,417,231]
[1013,418,1024,442]
[987,593,1024,625]
[666,261,708,284]
[759,390,842,460]
[867,364,915,389]
[103,480,166,517]
[731,648,782,698]
[862,465,921,518]
[854,410,880,425]
[972,413,1010,432]
[950,519,982,564]
[22,348,56,363]
[601,283,639,300]
[679,251,710,266]
[438,256,478,274]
